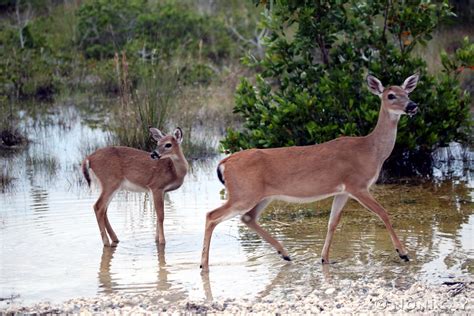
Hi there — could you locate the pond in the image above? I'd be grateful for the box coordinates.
[0,102,472,307]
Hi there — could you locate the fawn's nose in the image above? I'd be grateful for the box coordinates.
[405,101,418,114]
[150,150,161,160]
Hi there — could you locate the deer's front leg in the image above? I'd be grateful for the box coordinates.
[351,190,409,261]
[152,190,166,245]
[321,194,349,264]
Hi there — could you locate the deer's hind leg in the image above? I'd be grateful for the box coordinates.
[104,210,119,246]
[241,199,291,261]
[200,200,256,271]
[94,184,119,247]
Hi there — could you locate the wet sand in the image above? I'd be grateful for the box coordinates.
[2,278,471,314]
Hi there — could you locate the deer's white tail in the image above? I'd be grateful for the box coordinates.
[217,163,225,185]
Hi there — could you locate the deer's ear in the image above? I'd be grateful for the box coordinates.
[367,75,384,96]
[149,127,165,141]
[401,73,419,94]
[173,127,183,144]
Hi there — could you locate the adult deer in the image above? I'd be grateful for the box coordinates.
[200,74,419,271]
[82,127,188,247]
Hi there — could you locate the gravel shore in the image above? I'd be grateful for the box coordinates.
[1,279,472,315]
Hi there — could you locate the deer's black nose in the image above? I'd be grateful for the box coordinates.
[150,151,160,160]
[406,101,418,114]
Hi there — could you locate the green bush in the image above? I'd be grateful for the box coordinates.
[135,4,234,62]
[77,0,143,59]
[222,0,472,176]
[0,43,59,100]
[181,63,216,86]
[77,0,235,62]
[0,3,80,99]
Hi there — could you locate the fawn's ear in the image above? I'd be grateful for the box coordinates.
[149,127,165,141]
[401,73,419,94]
[367,75,384,97]
[173,127,183,144]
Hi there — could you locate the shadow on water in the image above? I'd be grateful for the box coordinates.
[97,244,185,301]
[0,100,472,306]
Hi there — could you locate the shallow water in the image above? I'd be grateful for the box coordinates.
[0,104,473,307]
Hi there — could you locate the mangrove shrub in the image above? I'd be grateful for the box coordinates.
[221,0,472,176]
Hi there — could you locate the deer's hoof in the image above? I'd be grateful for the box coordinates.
[396,249,410,262]
[278,251,291,261]
[399,254,410,262]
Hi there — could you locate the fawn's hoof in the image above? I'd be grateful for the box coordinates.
[321,258,338,264]
[200,265,210,273]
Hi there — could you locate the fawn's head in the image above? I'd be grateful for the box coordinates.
[367,74,419,116]
[149,127,184,160]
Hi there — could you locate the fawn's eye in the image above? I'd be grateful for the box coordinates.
[388,94,396,100]
[165,143,172,148]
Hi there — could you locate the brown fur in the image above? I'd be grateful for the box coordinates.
[83,129,188,247]
[200,74,419,271]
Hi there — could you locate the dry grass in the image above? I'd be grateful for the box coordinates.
[416,24,474,106]
[417,25,474,74]
[110,53,246,158]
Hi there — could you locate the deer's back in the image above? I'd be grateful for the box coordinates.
[86,146,176,190]
[221,137,379,198]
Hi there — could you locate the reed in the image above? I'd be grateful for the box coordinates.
[110,52,179,150]
[110,52,220,158]
[26,154,60,175]
[0,169,15,192]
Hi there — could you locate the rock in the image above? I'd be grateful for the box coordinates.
[325,288,336,295]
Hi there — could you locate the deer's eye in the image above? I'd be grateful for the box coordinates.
[388,94,396,100]
[165,143,172,148]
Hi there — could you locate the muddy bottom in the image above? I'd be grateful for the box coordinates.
[0,105,472,307]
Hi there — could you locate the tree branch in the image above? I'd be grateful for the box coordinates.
[382,0,390,43]
[317,34,329,65]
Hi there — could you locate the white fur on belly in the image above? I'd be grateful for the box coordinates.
[269,184,346,204]
[270,193,335,204]
[120,179,148,193]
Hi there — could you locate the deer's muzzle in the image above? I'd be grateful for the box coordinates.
[150,150,161,160]
[405,101,418,116]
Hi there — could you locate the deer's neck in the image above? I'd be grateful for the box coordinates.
[367,103,400,163]
[172,151,189,179]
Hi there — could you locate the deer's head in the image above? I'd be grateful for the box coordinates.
[149,127,184,160]
[367,74,419,116]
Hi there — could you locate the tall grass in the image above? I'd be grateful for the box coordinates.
[111,52,181,150]
[0,97,27,148]
[0,167,15,192]
[26,154,60,175]
[110,52,223,158]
